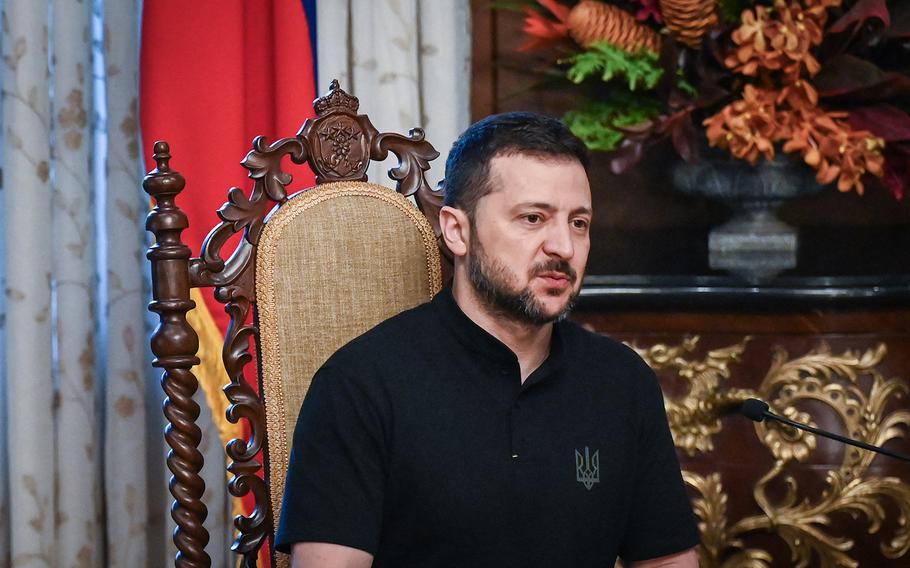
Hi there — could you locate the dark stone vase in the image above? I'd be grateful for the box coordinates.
[672,151,825,284]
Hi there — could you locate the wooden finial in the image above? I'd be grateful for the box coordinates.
[153,140,171,172]
[143,141,185,200]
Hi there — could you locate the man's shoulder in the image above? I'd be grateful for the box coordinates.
[559,319,659,399]
[562,319,649,368]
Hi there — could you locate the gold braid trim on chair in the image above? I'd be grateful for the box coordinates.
[256,181,443,566]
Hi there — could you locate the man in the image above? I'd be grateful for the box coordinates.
[276,112,700,567]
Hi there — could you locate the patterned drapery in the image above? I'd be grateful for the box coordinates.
[317,0,472,188]
[0,1,160,565]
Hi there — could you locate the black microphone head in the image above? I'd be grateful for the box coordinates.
[741,398,770,422]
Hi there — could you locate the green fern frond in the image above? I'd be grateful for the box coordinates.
[678,74,698,97]
[562,42,662,91]
[563,98,661,152]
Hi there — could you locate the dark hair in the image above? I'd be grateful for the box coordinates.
[443,112,589,218]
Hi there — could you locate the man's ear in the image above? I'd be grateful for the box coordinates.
[439,206,469,258]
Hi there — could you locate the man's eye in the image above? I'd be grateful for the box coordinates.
[572,219,589,229]
[525,214,542,224]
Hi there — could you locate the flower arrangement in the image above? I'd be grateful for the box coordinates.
[518,0,910,197]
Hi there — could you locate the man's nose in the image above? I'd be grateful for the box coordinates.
[542,222,574,258]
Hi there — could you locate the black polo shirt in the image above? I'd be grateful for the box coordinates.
[276,286,699,566]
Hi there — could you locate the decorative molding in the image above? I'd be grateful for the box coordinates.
[631,336,753,455]
[634,338,910,567]
[313,78,360,116]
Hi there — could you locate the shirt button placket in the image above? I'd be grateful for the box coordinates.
[510,401,521,461]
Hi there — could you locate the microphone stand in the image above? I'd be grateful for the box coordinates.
[740,398,910,464]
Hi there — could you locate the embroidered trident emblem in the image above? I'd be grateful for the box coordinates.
[575,447,600,490]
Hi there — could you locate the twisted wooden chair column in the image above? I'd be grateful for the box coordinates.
[144,141,211,568]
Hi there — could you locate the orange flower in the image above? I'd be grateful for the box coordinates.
[733,6,770,58]
[726,6,775,75]
[726,1,832,78]
[782,106,885,194]
[776,2,825,76]
[711,0,885,195]
[704,85,787,164]
[776,79,819,109]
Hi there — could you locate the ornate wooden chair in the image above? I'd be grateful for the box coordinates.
[143,81,448,567]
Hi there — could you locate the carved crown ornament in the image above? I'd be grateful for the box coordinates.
[630,338,910,568]
[312,78,360,115]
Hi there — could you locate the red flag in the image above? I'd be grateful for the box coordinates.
[140,2,317,565]
[141,0,317,334]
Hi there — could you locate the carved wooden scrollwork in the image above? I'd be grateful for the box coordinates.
[633,338,910,568]
[371,129,438,197]
[184,133,309,566]
[191,136,308,288]
[297,79,439,194]
[218,272,269,568]
[145,80,445,566]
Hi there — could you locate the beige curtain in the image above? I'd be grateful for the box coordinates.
[0,0,161,565]
[317,0,472,189]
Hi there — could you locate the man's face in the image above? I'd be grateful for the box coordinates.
[466,153,592,325]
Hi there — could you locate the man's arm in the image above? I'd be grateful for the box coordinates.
[628,547,699,568]
[290,542,373,568]
[275,362,388,558]
[617,356,701,563]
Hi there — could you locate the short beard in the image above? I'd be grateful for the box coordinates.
[468,237,579,326]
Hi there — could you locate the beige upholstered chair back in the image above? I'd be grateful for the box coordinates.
[256,181,442,565]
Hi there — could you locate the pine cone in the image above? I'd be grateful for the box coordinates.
[567,1,661,52]
[659,0,717,48]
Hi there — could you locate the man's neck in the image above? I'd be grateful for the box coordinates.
[452,279,553,383]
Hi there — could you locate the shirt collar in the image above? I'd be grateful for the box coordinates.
[431,284,567,379]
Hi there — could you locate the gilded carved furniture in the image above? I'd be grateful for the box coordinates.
[575,310,910,568]
[144,81,446,567]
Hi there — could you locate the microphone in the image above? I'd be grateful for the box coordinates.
[739,398,910,464]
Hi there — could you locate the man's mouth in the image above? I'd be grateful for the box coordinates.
[536,271,573,288]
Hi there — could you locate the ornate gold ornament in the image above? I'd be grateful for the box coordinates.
[630,336,753,455]
[632,338,910,568]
